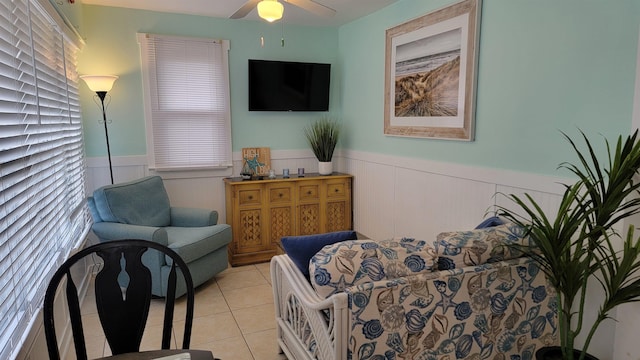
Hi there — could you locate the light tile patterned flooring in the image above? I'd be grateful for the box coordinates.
[79,261,288,360]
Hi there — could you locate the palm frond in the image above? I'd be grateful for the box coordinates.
[500,129,640,357]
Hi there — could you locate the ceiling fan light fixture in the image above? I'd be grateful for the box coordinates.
[257,0,284,22]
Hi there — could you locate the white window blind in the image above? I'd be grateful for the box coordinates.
[138,33,232,171]
[0,0,88,357]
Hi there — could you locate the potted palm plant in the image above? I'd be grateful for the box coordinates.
[304,117,340,175]
[498,130,640,360]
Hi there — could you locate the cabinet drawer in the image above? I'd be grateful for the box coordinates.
[269,187,292,203]
[298,184,319,201]
[326,182,347,198]
[238,189,261,206]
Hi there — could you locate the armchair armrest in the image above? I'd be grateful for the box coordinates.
[91,222,169,246]
[170,207,218,227]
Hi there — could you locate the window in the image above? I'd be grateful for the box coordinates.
[138,33,232,171]
[0,0,88,358]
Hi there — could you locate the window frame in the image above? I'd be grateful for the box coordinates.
[138,33,233,175]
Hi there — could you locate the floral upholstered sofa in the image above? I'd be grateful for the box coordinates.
[270,222,558,360]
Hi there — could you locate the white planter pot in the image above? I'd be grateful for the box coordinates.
[318,161,333,175]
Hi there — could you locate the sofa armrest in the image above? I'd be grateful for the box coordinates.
[91,222,169,246]
[170,207,218,227]
[271,255,350,360]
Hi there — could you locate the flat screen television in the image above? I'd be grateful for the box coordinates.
[248,59,331,111]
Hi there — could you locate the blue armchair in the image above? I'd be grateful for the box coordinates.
[87,176,232,297]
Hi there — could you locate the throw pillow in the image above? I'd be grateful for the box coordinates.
[309,238,437,299]
[435,222,529,270]
[474,216,505,229]
[281,230,358,277]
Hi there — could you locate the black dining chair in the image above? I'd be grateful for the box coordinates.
[43,239,196,360]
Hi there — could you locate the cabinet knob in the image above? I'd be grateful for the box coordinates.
[334,188,339,193]
[278,193,283,198]
[307,191,312,195]
[248,195,253,200]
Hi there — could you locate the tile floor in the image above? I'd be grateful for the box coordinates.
[79,261,288,360]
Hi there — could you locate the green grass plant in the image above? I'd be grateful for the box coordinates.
[304,118,340,162]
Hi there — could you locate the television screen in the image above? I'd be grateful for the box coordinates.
[248,59,331,111]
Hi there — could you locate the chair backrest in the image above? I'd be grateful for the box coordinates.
[44,239,195,360]
[91,176,172,226]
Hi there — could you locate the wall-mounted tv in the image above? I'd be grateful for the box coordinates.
[248,59,331,112]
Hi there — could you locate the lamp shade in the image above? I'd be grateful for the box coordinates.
[80,75,118,92]
[257,0,284,22]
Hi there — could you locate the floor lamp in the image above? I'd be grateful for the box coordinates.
[80,75,118,184]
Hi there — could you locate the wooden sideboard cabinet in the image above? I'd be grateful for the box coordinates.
[224,173,353,266]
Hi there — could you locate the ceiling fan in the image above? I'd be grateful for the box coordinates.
[230,0,336,22]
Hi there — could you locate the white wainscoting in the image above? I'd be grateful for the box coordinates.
[84,151,322,223]
[86,150,571,232]
[341,149,568,241]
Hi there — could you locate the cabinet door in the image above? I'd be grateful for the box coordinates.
[234,184,268,253]
[324,178,352,232]
[267,182,294,248]
[296,181,321,235]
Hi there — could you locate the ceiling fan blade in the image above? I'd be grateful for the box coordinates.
[284,0,336,17]
[230,0,261,19]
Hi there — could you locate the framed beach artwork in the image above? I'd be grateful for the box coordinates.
[384,0,481,140]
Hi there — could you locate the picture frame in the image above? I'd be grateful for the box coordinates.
[384,0,481,141]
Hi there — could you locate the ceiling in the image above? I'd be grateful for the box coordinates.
[80,0,399,27]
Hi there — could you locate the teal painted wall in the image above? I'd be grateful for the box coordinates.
[79,1,640,177]
[78,5,338,157]
[339,0,640,176]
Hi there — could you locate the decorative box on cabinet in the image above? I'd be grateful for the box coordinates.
[224,173,353,266]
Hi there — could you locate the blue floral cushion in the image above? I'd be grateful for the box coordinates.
[280,230,358,278]
[344,257,555,359]
[435,222,529,270]
[309,238,437,299]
